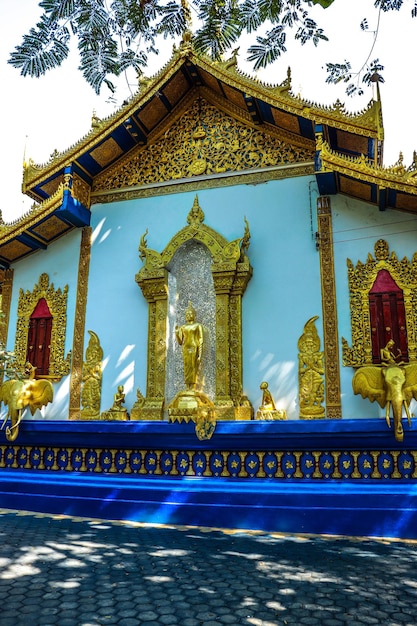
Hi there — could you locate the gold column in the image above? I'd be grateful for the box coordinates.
[69,227,92,420]
[317,196,342,418]
[0,269,13,345]
[212,270,235,419]
[136,273,168,420]
[0,269,14,385]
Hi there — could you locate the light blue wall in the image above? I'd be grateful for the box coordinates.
[332,196,417,419]
[7,176,417,423]
[6,229,82,419]
[88,175,322,417]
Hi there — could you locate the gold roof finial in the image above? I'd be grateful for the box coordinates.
[181,0,192,30]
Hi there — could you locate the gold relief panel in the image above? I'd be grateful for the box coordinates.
[14,273,71,380]
[220,83,248,110]
[40,175,63,198]
[270,108,300,135]
[0,240,33,262]
[31,216,70,242]
[73,174,91,208]
[335,130,369,155]
[162,71,189,107]
[93,98,314,194]
[137,97,168,130]
[90,138,123,168]
[339,176,372,201]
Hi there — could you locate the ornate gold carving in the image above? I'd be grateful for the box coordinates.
[80,330,103,420]
[23,45,381,197]
[69,227,92,419]
[2,443,417,479]
[298,316,325,419]
[93,98,314,194]
[136,196,253,420]
[31,216,69,241]
[90,137,123,167]
[73,174,91,208]
[342,240,417,367]
[14,273,71,380]
[317,197,342,418]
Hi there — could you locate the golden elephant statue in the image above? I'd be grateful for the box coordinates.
[0,377,54,441]
[352,363,417,442]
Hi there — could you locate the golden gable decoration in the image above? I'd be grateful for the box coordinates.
[93,97,314,194]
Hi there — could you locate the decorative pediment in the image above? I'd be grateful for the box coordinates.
[93,97,314,196]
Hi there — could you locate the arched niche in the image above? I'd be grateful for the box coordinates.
[14,273,71,380]
[135,196,253,420]
[342,239,417,367]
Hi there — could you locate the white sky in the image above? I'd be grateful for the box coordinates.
[0,0,415,222]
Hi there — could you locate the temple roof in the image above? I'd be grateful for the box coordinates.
[0,37,415,267]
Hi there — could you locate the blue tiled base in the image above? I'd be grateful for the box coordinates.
[1,470,417,539]
[1,419,417,539]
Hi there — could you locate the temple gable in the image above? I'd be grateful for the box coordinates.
[92,97,315,200]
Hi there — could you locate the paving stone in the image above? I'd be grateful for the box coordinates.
[2,510,417,626]
[157,615,179,624]
[136,610,159,621]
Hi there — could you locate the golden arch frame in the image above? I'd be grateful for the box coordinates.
[135,197,253,420]
[342,239,417,367]
[14,273,71,380]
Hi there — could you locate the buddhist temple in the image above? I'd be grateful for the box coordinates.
[1,33,417,539]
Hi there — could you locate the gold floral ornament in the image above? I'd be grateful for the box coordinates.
[14,273,71,380]
[298,316,325,419]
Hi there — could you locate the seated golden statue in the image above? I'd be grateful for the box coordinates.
[256,382,287,421]
[380,339,403,365]
[112,385,126,411]
[101,385,129,421]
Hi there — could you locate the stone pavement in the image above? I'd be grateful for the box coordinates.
[0,509,417,626]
